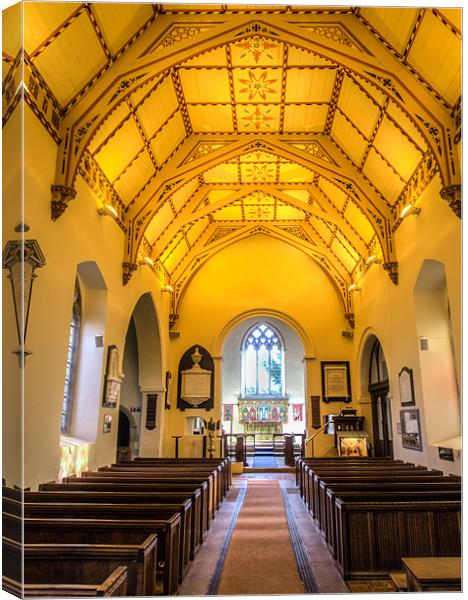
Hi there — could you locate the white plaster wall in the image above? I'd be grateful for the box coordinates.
[221,316,306,435]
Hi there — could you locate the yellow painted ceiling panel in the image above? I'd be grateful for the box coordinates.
[330,110,368,167]
[95,117,144,182]
[33,12,108,105]
[182,46,228,67]
[240,151,277,163]
[204,162,239,183]
[285,68,336,103]
[283,104,328,132]
[362,148,406,204]
[212,206,243,220]
[147,202,176,245]
[130,76,163,106]
[3,2,23,58]
[280,189,310,204]
[186,218,210,246]
[91,3,153,55]
[137,76,179,138]
[343,201,375,243]
[233,68,282,102]
[206,189,240,205]
[338,75,380,139]
[170,178,200,213]
[276,205,305,220]
[187,104,234,133]
[242,193,275,205]
[373,117,423,181]
[331,238,355,273]
[334,230,360,262]
[241,162,277,182]
[386,101,427,153]
[179,68,231,102]
[230,37,284,67]
[318,177,347,212]
[244,204,274,220]
[162,237,190,274]
[151,111,186,165]
[360,7,419,55]
[353,75,387,107]
[113,150,155,205]
[437,8,461,32]
[24,2,80,55]
[287,46,335,67]
[279,163,314,183]
[407,10,461,105]
[88,104,129,154]
[310,218,333,246]
[237,104,280,132]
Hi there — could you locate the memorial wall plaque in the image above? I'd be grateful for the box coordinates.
[177,345,214,410]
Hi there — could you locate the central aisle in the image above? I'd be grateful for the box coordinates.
[217,480,304,595]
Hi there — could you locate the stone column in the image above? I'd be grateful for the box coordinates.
[139,386,165,457]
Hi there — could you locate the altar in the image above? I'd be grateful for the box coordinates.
[238,399,288,440]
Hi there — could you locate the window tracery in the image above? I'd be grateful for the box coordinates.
[61,279,82,432]
[242,323,284,397]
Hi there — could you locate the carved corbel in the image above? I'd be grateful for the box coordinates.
[440,184,461,219]
[344,312,355,330]
[383,261,398,285]
[169,313,179,330]
[51,185,77,220]
[122,262,138,286]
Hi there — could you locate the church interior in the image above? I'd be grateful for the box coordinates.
[2,2,462,596]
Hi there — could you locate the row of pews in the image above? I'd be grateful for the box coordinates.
[3,457,231,597]
[296,457,461,583]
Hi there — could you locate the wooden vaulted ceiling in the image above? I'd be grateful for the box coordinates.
[3,3,461,320]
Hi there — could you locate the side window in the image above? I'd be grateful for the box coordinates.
[61,279,82,432]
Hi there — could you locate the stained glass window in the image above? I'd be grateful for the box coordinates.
[242,323,284,396]
[61,279,82,432]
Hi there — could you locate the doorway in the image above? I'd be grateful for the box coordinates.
[368,338,393,458]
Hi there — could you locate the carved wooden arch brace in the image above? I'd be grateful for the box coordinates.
[50,15,458,218]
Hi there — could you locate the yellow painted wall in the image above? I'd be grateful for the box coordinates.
[164,234,355,457]
[352,175,461,475]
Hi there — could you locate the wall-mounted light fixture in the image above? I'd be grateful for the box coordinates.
[139,256,154,267]
[162,284,174,293]
[3,238,46,366]
[400,204,421,219]
[348,283,361,292]
[366,255,382,266]
[97,203,118,219]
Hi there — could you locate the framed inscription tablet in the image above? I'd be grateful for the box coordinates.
[177,345,214,410]
[321,361,351,403]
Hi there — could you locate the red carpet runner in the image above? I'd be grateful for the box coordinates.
[217,480,305,595]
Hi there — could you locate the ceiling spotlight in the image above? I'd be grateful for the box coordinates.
[400,204,421,219]
[139,256,154,267]
[348,283,361,292]
[162,284,174,293]
[366,255,382,266]
[97,204,118,219]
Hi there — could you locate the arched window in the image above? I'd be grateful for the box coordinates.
[61,279,82,433]
[242,323,284,397]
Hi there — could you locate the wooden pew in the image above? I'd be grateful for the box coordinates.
[99,464,223,511]
[401,557,461,592]
[4,496,191,583]
[82,472,217,521]
[334,497,461,579]
[327,489,461,560]
[8,487,201,563]
[3,535,157,596]
[318,478,461,539]
[2,566,129,597]
[131,458,232,494]
[3,508,181,595]
[40,480,208,548]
